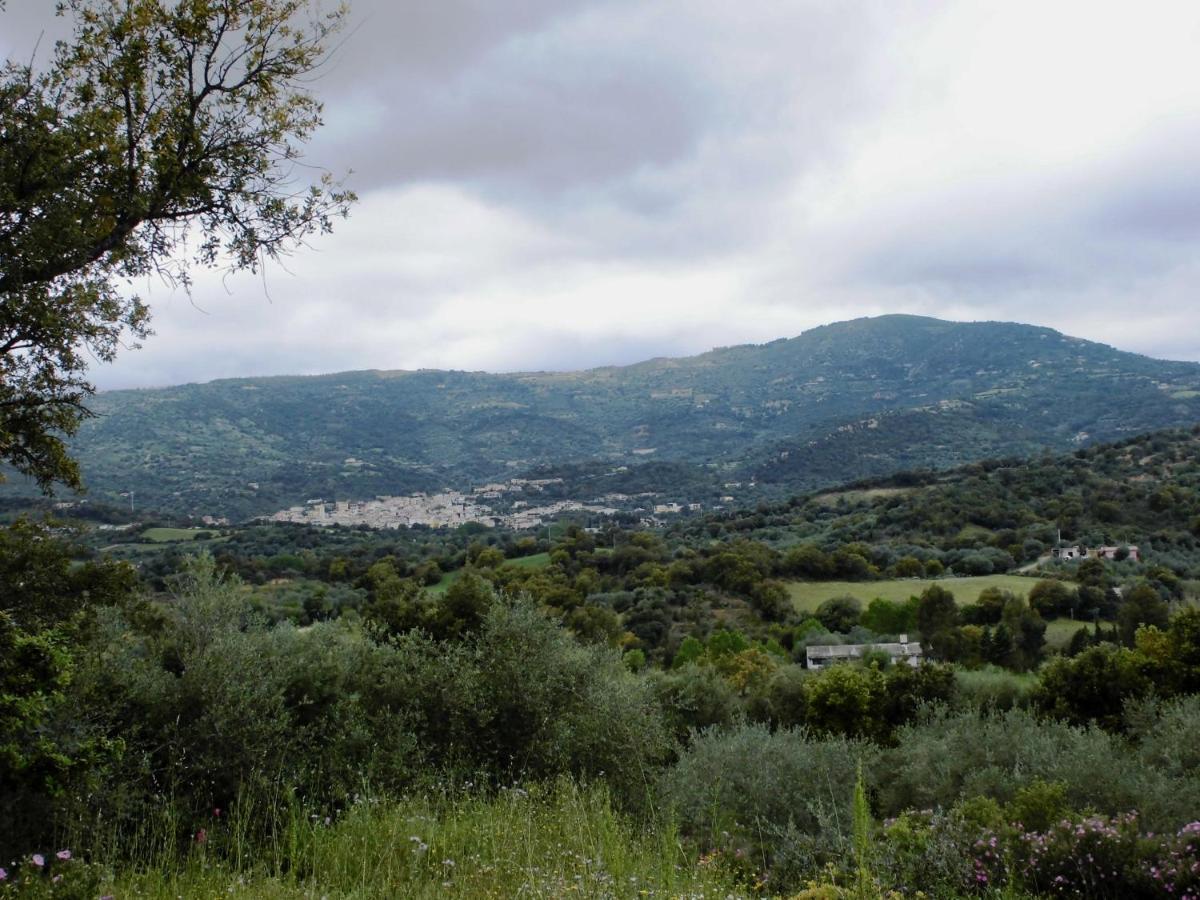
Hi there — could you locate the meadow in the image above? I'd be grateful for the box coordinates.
[98,783,742,900]
[428,552,554,595]
[785,574,1043,613]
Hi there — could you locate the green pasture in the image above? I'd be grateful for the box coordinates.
[1044,617,1098,649]
[428,552,553,595]
[505,551,553,570]
[786,574,1042,613]
[141,526,227,543]
[787,575,1109,649]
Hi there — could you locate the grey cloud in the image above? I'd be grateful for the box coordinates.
[324,48,706,193]
[314,0,891,199]
[839,116,1200,307]
[12,0,1200,390]
[1086,133,1200,242]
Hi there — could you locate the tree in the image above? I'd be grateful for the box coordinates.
[916,584,960,661]
[1,0,354,488]
[0,520,139,854]
[1033,644,1151,730]
[1028,579,1073,618]
[1117,584,1170,646]
[815,594,862,633]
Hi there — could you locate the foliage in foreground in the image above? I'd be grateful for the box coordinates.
[663,698,1200,894]
[1,782,743,900]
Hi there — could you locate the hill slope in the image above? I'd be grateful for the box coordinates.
[25,314,1200,518]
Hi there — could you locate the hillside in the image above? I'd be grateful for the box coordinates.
[702,426,1200,579]
[21,314,1200,518]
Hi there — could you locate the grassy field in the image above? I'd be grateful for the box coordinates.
[428,552,554,595]
[141,526,226,542]
[787,575,1106,649]
[785,574,1043,613]
[102,782,741,899]
[1044,617,1095,649]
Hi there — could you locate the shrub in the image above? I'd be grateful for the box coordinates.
[661,724,872,889]
[67,560,671,854]
[647,664,743,745]
[875,708,1133,820]
[876,810,976,897]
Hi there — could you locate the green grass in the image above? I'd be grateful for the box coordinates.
[103,781,742,899]
[504,551,553,570]
[786,574,1043,613]
[141,526,226,543]
[428,553,554,596]
[1043,617,1116,649]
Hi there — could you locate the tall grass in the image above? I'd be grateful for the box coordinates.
[105,781,745,899]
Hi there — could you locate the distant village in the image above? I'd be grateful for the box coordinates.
[266,477,702,531]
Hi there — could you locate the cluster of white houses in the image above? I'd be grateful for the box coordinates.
[1050,544,1139,562]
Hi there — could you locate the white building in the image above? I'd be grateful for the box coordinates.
[806,635,923,670]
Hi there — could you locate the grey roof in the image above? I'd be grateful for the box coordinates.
[806,642,922,659]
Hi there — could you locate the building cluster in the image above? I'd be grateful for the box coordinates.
[1050,544,1140,562]
[267,477,626,531]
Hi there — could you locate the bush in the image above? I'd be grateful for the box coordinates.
[661,724,872,889]
[876,810,977,897]
[875,708,1133,821]
[406,598,673,805]
[647,664,743,744]
[67,558,672,855]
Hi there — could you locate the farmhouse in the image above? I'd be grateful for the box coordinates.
[806,635,923,669]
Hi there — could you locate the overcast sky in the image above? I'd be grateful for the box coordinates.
[6,0,1200,389]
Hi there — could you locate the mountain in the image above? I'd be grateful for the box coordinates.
[20,314,1200,519]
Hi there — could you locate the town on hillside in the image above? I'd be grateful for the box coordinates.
[265,477,704,530]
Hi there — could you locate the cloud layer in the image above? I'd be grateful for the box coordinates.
[5,0,1200,388]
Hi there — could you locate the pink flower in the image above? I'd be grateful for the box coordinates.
[0,867,7,881]
[195,828,207,844]
[31,854,44,868]
[56,850,71,861]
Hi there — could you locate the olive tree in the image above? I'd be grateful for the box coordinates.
[0,0,354,488]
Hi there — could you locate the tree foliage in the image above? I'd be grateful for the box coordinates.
[1,0,354,487]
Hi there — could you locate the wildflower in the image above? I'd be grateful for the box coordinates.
[195,828,208,844]
[56,850,71,861]
[0,867,6,881]
[31,854,45,868]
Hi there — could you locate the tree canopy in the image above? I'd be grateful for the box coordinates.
[0,0,354,489]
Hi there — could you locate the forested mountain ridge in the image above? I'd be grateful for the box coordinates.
[701,425,1200,578]
[33,314,1200,518]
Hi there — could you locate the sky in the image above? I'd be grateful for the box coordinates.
[6,0,1200,389]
